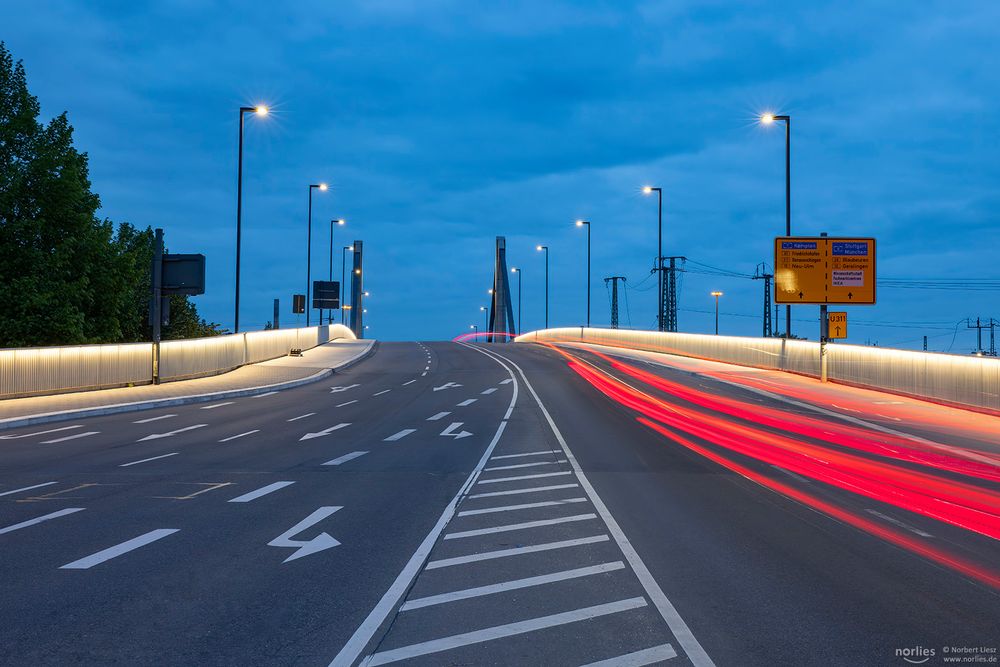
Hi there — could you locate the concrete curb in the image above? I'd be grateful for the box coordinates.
[0,340,377,432]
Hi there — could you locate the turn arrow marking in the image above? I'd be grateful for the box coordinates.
[433,382,463,392]
[268,506,343,563]
[299,423,351,441]
[329,384,360,393]
[440,422,473,439]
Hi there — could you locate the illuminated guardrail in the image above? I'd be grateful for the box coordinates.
[516,327,1000,413]
[0,324,357,399]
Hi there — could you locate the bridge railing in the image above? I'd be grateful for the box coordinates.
[0,324,357,399]
[516,327,1000,413]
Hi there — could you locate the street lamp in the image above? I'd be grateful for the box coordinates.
[643,186,664,331]
[511,267,522,335]
[576,220,591,327]
[341,245,353,324]
[305,183,328,327]
[711,291,724,335]
[324,218,346,325]
[536,244,549,329]
[234,103,268,333]
[480,305,488,335]
[470,324,478,339]
[761,111,791,337]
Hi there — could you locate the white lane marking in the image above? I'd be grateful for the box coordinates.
[480,387,498,395]
[421,372,427,377]
[300,423,351,441]
[445,513,597,539]
[477,471,573,484]
[60,529,178,569]
[484,459,566,472]
[268,506,343,563]
[384,429,417,442]
[402,379,417,386]
[200,401,235,410]
[424,366,429,371]
[0,507,84,535]
[400,561,625,611]
[0,425,81,440]
[219,430,259,442]
[132,414,177,424]
[253,391,279,398]
[440,422,472,439]
[288,413,315,422]
[499,378,513,385]
[770,465,811,485]
[426,534,610,569]
[137,424,207,441]
[865,509,934,537]
[327,362,518,667]
[373,390,391,396]
[228,481,295,503]
[469,483,580,498]
[366,598,648,666]
[336,400,358,407]
[490,450,561,460]
[456,398,477,407]
[119,452,179,467]
[458,498,587,516]
[581,644,678,667]
[324,451,368,466]
[330,384,360,394]
[830,403,862,413]
[0,481,58,498]
[427,412,451,421]
[41,431,99,444]
[471,344,715,667]
[433,382,463,392]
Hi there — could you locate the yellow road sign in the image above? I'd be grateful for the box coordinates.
[774,237,876,304]
[827,311,847,339]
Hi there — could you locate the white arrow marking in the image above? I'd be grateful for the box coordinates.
[440,422,473,440]
[268,506,343,563]
[300,423,351,441]
[433,382,463,392]
[0,425,82,440]
[137,424,207,442]
[329,384,360,394]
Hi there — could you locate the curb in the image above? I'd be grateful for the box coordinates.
[0,340,377,432]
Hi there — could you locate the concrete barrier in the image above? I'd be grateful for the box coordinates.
[516,327,1000,413]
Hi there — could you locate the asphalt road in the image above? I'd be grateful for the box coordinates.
[1,341,997,666]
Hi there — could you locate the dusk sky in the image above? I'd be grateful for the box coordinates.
[5,1,999,349]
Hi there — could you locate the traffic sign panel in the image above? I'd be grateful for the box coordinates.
[828,311,847,339]
[774,237,876,305]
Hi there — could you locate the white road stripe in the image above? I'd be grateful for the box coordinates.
[228,481,295,503]
[252,391,279,398]
[0,425,82,440]
[469,483,580,498]
[137,424,207,441]
[400,561,625,611]
[60,529,178,569]
[402,379,417,386]
[865,509,934,537]
[324,451,369,466]
[483,459,566,472]
[119,452,178,467]
[456,398,477,407]
[200,401,235,410]
[373,390,391,396]
[0,481,58,497]
[0,507,84,535]
[384,429,416,442]
[480,387,498,395]
[287,413,315,422]
[426,535,610,569]
[366,598,647,666]
[499,378,513,385]
[477,471,573,484]
[581,644,678,667]
[336,400,358,407]
[132,414,177,424]
[490,450,561,460]
[458,498,587,516]
[41,431,99,444]
[427,412,451,421]
[219,430,260,442]
[421,372,427,377]
[445,513,597,539]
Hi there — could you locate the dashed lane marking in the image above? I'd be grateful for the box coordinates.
[427,412,451,421]
[41,431,99,444]
[324,451,368,466]
[865,509,933,537]
[288,413,315,422]
[499,379,513,385]
[425,535,610,569]
[456,399,477,407]
[384,429,417,442]
[336,400,358,407]
[402,379,417,386]
[228,481,295,503]
[133,414,177,424]
[119,452,179,467]
[480,388,498,395]
[219,430,259,442]
[200,401,235,410]
[444,513,598,539]
[60,529,179,569]
[252,391,279,398]
[0,481,58,498]
[0,507,84,535]
[373,390,391,396]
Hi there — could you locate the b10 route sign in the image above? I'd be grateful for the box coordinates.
[774,237,876,305]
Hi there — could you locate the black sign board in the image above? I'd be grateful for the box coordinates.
[312,280,340,310]
[292,294,306,314]
[162,254,206,295]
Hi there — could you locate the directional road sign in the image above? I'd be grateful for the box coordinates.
[774,237,876,305]
[828,311,847,339]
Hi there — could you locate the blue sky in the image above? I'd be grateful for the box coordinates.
[5,1,1000,349]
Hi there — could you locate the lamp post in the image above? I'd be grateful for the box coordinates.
[536,245,549,329]
[711,291,724,335]
[341,245,353,324]
[576,220,591,327]
[234,104,267,333]
[324,218,345,324]
[511,267,522,335]
[305,183,328,326]
[761,112,791,337]
[470,324,478,339]
[642,186,664,331]
[480,305,488,335]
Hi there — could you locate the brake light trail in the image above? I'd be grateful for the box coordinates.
[452,331,517,342]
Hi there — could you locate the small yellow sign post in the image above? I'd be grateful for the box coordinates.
[828,312,847,339]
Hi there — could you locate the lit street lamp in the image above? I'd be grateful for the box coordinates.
[536,244,549,329]
[711,291,724,335]
[480,305,488,336]
[234,103,267,333]
[470,324,478,338]
[761,112,791,337]
[643,186,664,331]
[511,267,522,335]
[341,245,353,324]
[576,220,591,327]
[324,218,345,325]
[305,183,328,326]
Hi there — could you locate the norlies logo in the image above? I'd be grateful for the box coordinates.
[896,646,936,664]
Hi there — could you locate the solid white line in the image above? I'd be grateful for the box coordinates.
[458,498,587,516]
[324,451,369,466]
[580,644,678,667]
[119,452,178,467]
[60,529,178,569]
[132,414,177,424]
[400,561,625,611]
[469,483,580,498]
[200,401,235,410]
[384,429,416,442]
[366,598,647,666]
[219,430,259,442]
[456,398,477,407]
[473,344,715,667]
[0,507,84,535]
[477,471,573,484]
[402,379,417,386]
[41,431,99,444]
[337,400,358,407]
[445,513,597,539]
[0,481,58,497]
[483,460,566,472]
[373,390,391,396]
[490,450,561,460]
[0,425,81,440]
[228,481,295,503]
[865,509,933,537]
[253,391,279,398]
[288,413,316,422]
[427,412,451,421]
[481,387,498,395]
[426,534,610,569]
